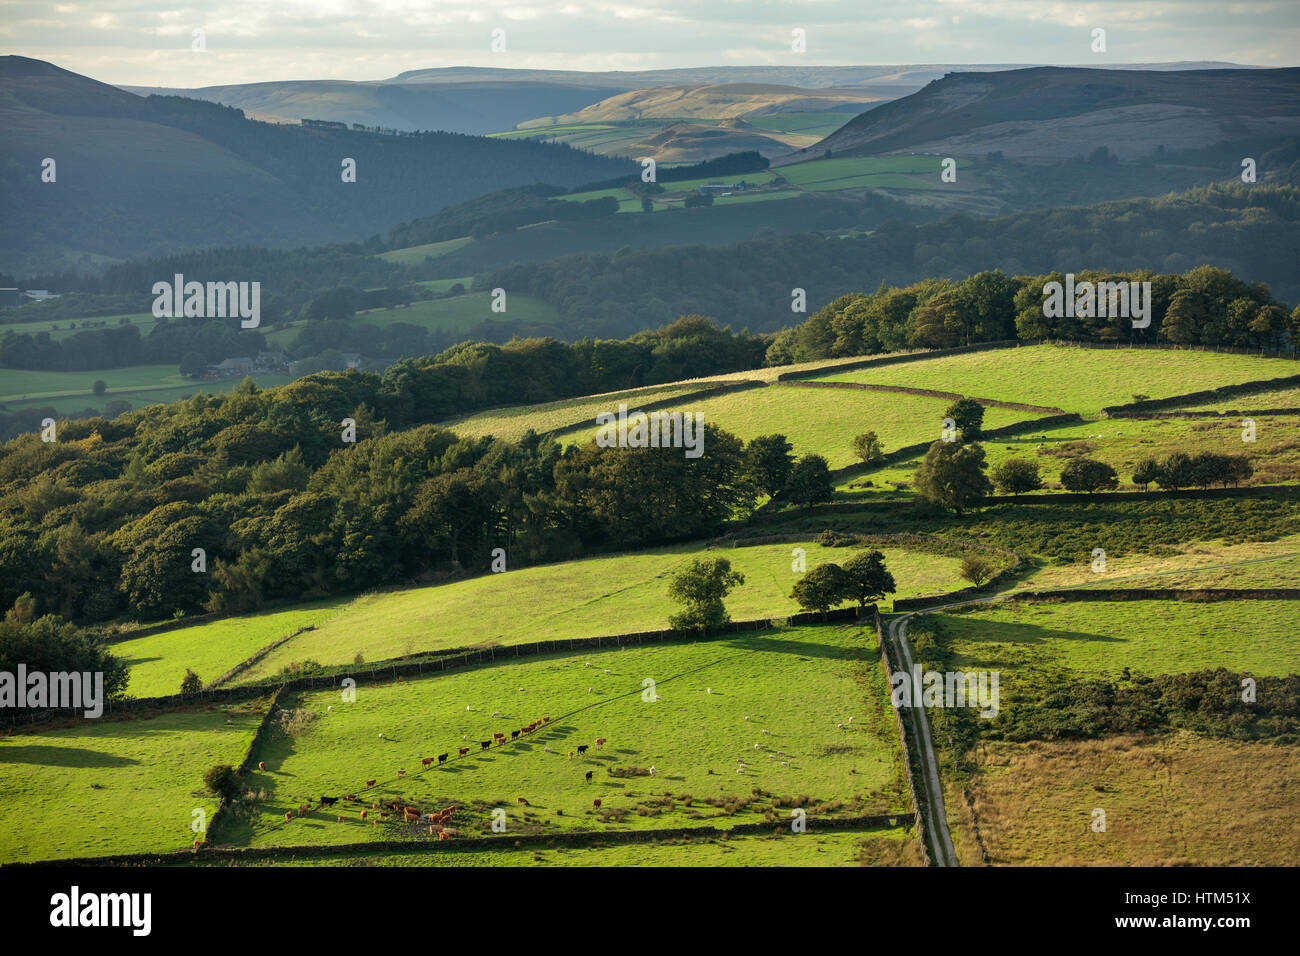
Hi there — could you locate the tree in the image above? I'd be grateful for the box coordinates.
[683,192,713,208]
[851,431,884,464]
[990,458,1042,495]
[790,563,850,614]
[1154,452,1194,491]
[914,441,993,515]
[783,454,835,507]
[92,380,107,396]
[181,668,203,694]
[179,351,208,378]
[1132,458,1160,491]
[667,557,745,630]
[840,550,896,607]
[744,434,795,497]
[959,554,996,587]
[641,197,654,213]
[1059,457,1119,493]
[944,398,985,442]
[203,764,240,802]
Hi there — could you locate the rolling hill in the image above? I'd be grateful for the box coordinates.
[803,66,1300,164]
[0,56,633,274]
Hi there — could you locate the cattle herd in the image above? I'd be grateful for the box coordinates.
[264,715,619,841]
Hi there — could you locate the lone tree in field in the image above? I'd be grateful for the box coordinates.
[783,453,836,507]
[852,431,884,464]
[840,550,896,607]
[668,557,745,631]
[960,554,997,587]
[180,668,203,695]
[1059,457,1119,493]
[92,380,107,396]
[991,458,1042,496]
[744,434,795,497]
[944,398,985,442]
[203,764,240,803]
[915,441,993,515]
[790,563,851,615]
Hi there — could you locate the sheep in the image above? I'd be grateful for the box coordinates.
[378,733,384,739]
[744,715,750,721]
[544,747,552,753]
[588,687,594,693]
[648,766,657,776]
[603,669,611,674]
[761,729,770,735]
[493,710,500,717]
[585,662,592,668]
[706,688,711,694]
[327,705,333,712]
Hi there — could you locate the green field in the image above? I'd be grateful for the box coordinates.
[184,828,913,866]
[445,381,728,441]
[1174,385,1300,412]
[567,384,1035,469]
[112,601,346,698]
[814,345,1298,416]
[227,622,906,849]
[232,539,970,683]
[0,364,291,416]
[0,312,154,340]
[0,702,268,863]
[377,237,474,266]
[935,598,1300,680]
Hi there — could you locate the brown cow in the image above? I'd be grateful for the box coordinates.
[517,797,529,805]
[297,804,309,816]
[397,768,406,776]
[458,747,469,756]
[360,810,368,820]
[593,798,602,808]
[366,779,376,787]
[421,756,435,768]
[193,838,204,847]
[337,815,346,823]
[257,761,266,771]
[595,737,607,747]
[284,811,293,822]
[346,794,357,801]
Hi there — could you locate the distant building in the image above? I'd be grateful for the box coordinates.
[0,288,21,308]
[342,352,362,369]
[697,182,747,195]
[22,290,58,301]
[254,351,289,371]
[210,356,254,376]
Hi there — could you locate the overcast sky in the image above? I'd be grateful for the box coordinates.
[4,0,1298,87]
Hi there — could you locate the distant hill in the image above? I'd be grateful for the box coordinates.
[802,66,1300,163]
[526,83,888,126]
[121,62,1252,135]
[0,57,633,274]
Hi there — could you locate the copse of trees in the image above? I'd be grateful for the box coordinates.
[990,458,1043,496]
[1133,451,1254,491]
[1059,457,1119,493]
[0,594,130,705]
[915,441,993,515]
[789,550,896,614]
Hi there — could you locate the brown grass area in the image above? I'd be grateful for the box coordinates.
[957,733,1300,865]
[857,834,927,866]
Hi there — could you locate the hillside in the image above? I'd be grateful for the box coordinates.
[803,66,1300,163]
[0,57,633,274]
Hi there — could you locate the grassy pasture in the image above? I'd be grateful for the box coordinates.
[955,732,1300,866]
[444,381,719,441]
[233,540,969,681]
[934,598,1300,680]
[1174,385,1300,412]
[0,312,154,340]
[841,411,1300,498]
[565,385,1035,468]
[228,622,906,848]
[112,601,345,698]
[0,365,291,416]
[0,701,269,863]
[184,828,915,866]
[377,237,474,265]
[813,344,1298,416]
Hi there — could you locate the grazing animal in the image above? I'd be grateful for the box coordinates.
[568,750,575,759]
[397,769,406,776]
[337,815,346,823]
[458,747,469,756]
[345,794,356,801]
[585,771,593,782]
[648,766,657,776]
[366,779,376,788]
[297,804,309,816]
[284,812,293,822]
[360,810,368,820]
[511,730,520,739]
[422,756,435,768]
[494,732,505,739]
[577,745,589,755]
[320,795,339,807]
[438,830,450,840]
[762,729,770,735]
[592,799,602,808]
[493,711,500,717]
[193,838,204,847]
[544,747,552,753]
[257,761,266,771]
[595,737,606,747]
[543,716,550,723]
[517,797,529,805]
[481,740,491,750]
[438,753,448,764]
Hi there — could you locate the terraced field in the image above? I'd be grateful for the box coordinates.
[232,539,971,683]
[225,622,907,849]
[813,345,1297,416]
[0,701,269,863]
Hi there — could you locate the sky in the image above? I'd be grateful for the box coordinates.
[2,0,1298,88]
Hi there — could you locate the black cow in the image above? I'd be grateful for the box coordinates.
[511,730,520,739]
[319,795,339,807]
[480,740,491,750]
[577,744,589,755]
[438,753,449,764]
[585,771,593,782]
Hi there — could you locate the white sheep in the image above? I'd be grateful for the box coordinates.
[706,688,712,694]
[603,669,611,674]
[648,766,657,776]
[761,729,770,735]
[492,710,500,717]
[588,687,594,693]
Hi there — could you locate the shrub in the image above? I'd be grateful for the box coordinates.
[180,669,203,695]
[203,764,240,802]
[1059,457,1118,493]
[959,554,997,587]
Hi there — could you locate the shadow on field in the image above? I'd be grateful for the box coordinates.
[722,634,863,661]
[0,743,139,768]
